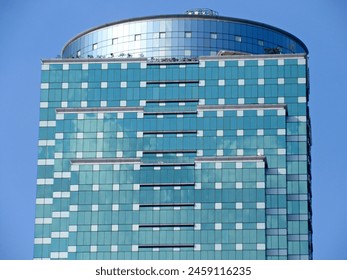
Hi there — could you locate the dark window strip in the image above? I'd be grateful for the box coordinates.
[143,130,197,135]
[139,224,194,228]
[138,244,194,248]
[56,107,143,113]
[140,162,195,167]
[140,183,195,187]
[146,80,199,85]
[144,111,197,115]
[142,150,196,154]
[139,203,195,207]
[146,99,199,103]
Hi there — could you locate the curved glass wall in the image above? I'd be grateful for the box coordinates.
[62,13,308,59]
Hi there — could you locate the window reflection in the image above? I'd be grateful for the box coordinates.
[185,31,192,38]
[135,34,141,41]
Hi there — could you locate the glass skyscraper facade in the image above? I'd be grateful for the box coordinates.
[35,9,312,260]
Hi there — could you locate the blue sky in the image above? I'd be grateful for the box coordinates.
[0,0,346,260]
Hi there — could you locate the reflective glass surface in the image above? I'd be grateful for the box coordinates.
[62,15,307,59]
[35,55,312,260]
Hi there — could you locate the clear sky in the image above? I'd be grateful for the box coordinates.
[0,0,346,260]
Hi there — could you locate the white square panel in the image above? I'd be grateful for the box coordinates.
[237,130,244,136]
[91,225,98,231]
[257,129,264,136]
[257,110,264,116]
[298,78,306,84]
[97,132,103,138]
[215,203,222,209]
[218,80,225,86]
[112,225,119,231]
[257,223,266,229]
[217,130,224,136]
[111,245,118,252]
[236,223,243,230]
[112,204,119,211]
[116,151,123,157]
[298,58,306,65]
[256,202,265,209]
[236,202,243,209]
[215,223,222,230]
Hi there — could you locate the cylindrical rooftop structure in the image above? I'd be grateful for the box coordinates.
[62,9,308,59]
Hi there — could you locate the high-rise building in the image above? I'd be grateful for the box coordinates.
[35,9,312,260]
